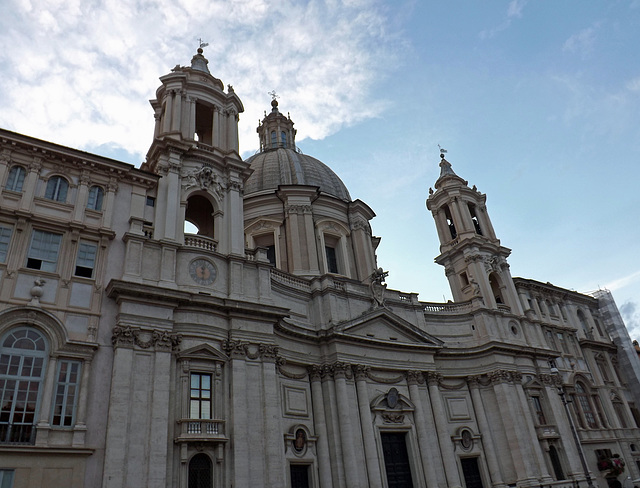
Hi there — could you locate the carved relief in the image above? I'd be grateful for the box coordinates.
[111,325,182,351]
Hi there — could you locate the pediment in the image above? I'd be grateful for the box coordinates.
[333,309,443,347]
[177,343,228,362]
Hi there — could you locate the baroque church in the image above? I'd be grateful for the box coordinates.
[0,48,639,488]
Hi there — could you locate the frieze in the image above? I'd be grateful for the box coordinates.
[464,254,484,264]
[111,325,182,351]
[222,339,280,362]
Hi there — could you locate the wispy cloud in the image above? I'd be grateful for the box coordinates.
[605,269,640,292]
[563,23,601,59]
[479,0,528,39]
[0,0,402,162]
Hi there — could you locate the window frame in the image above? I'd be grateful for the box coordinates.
[87,185,104,211]
[74,241,98,278]
[5,165,26,193]
[51,359,81,428]
[44,176,69,203]
[190,372,213,420]
[26,229,63,273]
[0,225,12,264]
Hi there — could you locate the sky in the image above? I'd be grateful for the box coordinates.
[1,0,639,340]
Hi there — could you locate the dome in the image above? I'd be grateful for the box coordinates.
[245,148,351,201]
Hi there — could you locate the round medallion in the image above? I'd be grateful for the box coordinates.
[461,429,473,450]
[189,259,216,286]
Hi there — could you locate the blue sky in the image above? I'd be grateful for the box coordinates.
[1,0,639,339]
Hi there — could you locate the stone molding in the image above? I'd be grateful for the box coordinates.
[488,369,523,385]
[221,338,279,362]
[111,325,182,351]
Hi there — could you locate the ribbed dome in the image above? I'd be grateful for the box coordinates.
[245,148,351,201]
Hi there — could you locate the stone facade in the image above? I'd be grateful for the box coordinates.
[0,49,639,488]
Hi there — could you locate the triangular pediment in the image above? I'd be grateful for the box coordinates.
[177,343,228,362]
[333,309,444,347]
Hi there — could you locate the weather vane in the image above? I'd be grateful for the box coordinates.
[268,90,279,101]
[198,38,209,49]
[438,144,447,158]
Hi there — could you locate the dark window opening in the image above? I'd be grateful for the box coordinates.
[489,273,504,305]
[290,465,309,488]
[381,432,413,488]
[188,453,212,488]
[531,396,546,425]
[195,103,214,145]
[281,131,287,148]
[325,246,338,274]
[549,446,565,480]
[146,196,156,207]
[460,457,484,488]
[185,195,215,239]
[468,204,483,235]
[266,245,276,266]
[444,205,456,239]
[271,131,277,148]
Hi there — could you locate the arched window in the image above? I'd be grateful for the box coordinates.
[575,382,597,428]
[489,272,505,305]
[577,310,590,335]
[271,131,277,148]
[189,453,212,488]
[468,203,483,235]
[5,166,26,192]
[281,131,287,148]
[44,176,69,202]
[87,186,104,211]
[0,328,47,444]
[443,205,456,239]
[185,195,215,239]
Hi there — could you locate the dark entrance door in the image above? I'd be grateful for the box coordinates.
[381,432,414,488]
[290,464,310,488]
[461,457,484,488]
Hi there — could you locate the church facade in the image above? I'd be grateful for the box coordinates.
[0,49,639,488]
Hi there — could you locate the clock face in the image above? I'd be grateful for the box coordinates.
[189,259,216,286]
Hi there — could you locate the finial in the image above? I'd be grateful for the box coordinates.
[438,144,448,159]
[198,38,209,50]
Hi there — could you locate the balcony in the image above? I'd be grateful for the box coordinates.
[0,422,35,445]
[184,234,217,252]
[175,419,227,444]
[535,424,560,440]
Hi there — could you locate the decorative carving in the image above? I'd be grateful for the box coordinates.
[111,325,182,351]
[353,364,370,380]
[369,267,388,309]
[350,218,371,235]
[285,204,313,215]
[182,165,225,198]
[382,413,405,423]
[307,365,323,382]
[29,278,45,306]
[332,362,351,379]
[488,370,523,385]
[406,370,425,385]
[425,371,443,387]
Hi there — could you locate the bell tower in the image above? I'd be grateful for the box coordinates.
[426,152,522,312]
[142,46,250,257]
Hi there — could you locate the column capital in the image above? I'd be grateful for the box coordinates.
[406,370,425,385]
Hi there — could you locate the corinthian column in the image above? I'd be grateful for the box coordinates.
[354,365,383,488]
[407,371,439,488]
[309,366,333,488]
[426,372,462,488]
[334,363,361,488]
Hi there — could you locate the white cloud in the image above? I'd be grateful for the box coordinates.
[620,301,640,342]
[605,269,640,292]
[479,0,527,39]
[563,23,601,58]
[507,0,527,18]
[0,0,401,163]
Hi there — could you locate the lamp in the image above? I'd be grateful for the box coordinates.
[550,367,595,487]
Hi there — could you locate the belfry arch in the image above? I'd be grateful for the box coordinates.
[185,193,215,239]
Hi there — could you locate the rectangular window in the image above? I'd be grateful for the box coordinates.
[146,196,155,207]
[0,470,15,488]
[531,396,547,425]
[556,333,569,353]
[290,465,310,488]
[75,241,97,278]
[0,226,12,263]
[26,230,62,272]
[51,360,81,427]
[325,246,338,273]
[190,373,212,419]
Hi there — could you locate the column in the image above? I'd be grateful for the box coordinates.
[35,356,58,446]
[322,366,346,488]
[72,357,92,446]
[19,157,42,212]
[262,352,285,487]
[334,363,361,488]
[407,371,440,488]
[426,372,463,488]
[310,367,333,488]
[230,353,249,488]
[171,89,182,132]
[467,376,506,488]
[73,171,90,222]
[212,106,220,147]
[489,371,538,484]
[354,366,383,488]
[162,91,173,133]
